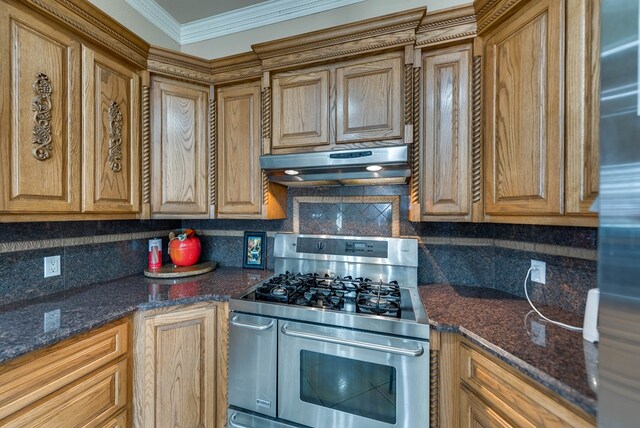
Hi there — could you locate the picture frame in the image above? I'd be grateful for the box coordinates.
[243,231,267,269]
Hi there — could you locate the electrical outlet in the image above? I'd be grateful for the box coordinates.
[530,320,546,347]
[530,259,546,284]
[44,255,61,278]
[44,309,61,332]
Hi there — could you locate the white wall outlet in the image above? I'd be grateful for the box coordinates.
[530,320,546,347]
[44,255,61,278]
[44,309,61,332]
[530,259,546,284]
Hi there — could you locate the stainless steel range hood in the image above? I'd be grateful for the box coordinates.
[259,145,411,186]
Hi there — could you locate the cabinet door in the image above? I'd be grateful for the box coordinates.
[460,389,514,428]
[82,47,140,213]
[133,304,220,428]
[336,56,403,143]
[151,77,209,217]
[483,0,564,216]
[422,45,472,220]
[272,70,330,150]
[565,0,600,216]
[0,4,81,213]
[217,82,263,217]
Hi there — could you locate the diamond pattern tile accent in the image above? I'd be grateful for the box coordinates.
[299,202,393,236]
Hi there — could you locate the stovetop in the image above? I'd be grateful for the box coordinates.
[253,272,403,318]
[230,233,429,339]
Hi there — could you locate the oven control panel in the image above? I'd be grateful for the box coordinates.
[296,237,388,258]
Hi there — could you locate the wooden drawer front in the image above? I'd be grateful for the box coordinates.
[0,320,128,420]
[4,359,127,427]
[460,387,513,428]
[99,410,127,428]
[460,343,592,427]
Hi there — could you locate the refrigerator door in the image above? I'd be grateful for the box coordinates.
[598,0,640,426]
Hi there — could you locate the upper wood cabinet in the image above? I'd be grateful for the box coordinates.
[269,52,405,154]
[150,76,210,218]
[420,44,473,222]
[216,81,286,219]
[482,0,564,217]
[336,56,403,143]
[478,0,599,226]
[0,3,81,214]
[82,46,140,214]
[133,302,228,428]
[272,70,330,149]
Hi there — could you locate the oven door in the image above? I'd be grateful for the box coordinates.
[229,313,277,417]
[278,320,429,428]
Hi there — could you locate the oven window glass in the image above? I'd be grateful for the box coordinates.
[299,350,396,424]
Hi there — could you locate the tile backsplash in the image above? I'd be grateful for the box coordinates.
[0,185,598,314]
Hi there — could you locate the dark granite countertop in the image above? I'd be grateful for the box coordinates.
[420,284,597,417]
[0,273,596,419]
[0,267,272,364]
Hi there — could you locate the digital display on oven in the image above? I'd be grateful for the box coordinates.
[296,238,388,257]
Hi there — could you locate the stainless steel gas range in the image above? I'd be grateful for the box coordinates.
[228,233,430,428]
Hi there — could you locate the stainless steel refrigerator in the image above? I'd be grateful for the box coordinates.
[598,0,640,426]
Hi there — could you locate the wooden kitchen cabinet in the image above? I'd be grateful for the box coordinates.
[336,55,403,143]
[0,318,130,427]
[272,69,330,150]
[0,2,81,214]
[429,331,595,427]
[478,0,599,226]
[269,52,405,154]
[133,302,228,428]
[482,0,564,218]
[82,46,141,214]
[216,81,286,219]
[420,44,473,221]
[150,76,210,218]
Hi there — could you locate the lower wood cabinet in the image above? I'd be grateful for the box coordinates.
[133,301,228,428]
[430,331,595,428]
[0,318,130,427]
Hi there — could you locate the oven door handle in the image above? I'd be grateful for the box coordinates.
[280,323,424,357]
[230,316,275,331]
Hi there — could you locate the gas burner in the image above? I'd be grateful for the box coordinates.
[270,287,288,297]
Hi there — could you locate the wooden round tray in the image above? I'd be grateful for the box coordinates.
[144,261,217,278]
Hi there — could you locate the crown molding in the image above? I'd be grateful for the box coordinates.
[125,0,366,46]
[125,0,181,43]
[181,0,366,44]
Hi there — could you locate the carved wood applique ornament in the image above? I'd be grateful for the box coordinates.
[32,73,53,161]
[108,101,123,172]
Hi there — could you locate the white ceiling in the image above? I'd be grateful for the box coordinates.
[125,0,366,45]
[154,0,266,24]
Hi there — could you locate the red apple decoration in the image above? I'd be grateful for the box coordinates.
[169,229,201,267]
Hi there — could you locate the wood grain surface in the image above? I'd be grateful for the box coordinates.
[82,46,140,214]
[133,303,222,428]
[0,318,129,426]
[272,69,329,149]
[483,0,563,216]
[216,81,263,217]
[151,76,209,218]
[422,44,472,221]
[336,56,403,143]
[0,3,81,213]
